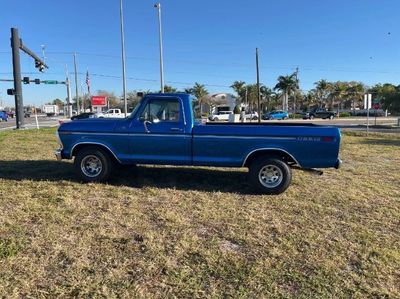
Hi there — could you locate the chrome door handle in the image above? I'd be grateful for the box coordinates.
[170,127,182,132]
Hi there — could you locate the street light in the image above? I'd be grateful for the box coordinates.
[120,0,128,117]
[154,3,165,93]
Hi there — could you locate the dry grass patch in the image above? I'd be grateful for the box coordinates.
[0,128,399,298]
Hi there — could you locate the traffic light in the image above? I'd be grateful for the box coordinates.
[34,79,40,84]
[35,60,45,72]
[7,88,15,95]
[23,77,30,84]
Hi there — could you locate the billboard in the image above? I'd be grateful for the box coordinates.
[91,96,107,107]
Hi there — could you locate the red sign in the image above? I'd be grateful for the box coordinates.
[91,96,107,106]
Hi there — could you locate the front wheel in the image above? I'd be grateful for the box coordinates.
[248,157,292,194]
[74,147,113,182]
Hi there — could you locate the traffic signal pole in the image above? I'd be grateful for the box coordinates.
[11,28,24,129]
[10,27,48,129]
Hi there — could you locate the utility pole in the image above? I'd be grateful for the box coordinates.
[65,65,72,118]
[73,52,80,113]
[294,67,299,114]
[11,28,24,129]
[154,3,165,93]
[120,0,128,117]
[256,48,261,123]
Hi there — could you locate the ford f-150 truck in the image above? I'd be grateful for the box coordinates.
[55,93,341,194]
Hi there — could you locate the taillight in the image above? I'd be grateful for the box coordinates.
[322,136,334,142]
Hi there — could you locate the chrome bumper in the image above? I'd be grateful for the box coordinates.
[55,149,62,161]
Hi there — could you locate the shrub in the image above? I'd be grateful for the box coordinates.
[339,112,351,117]
[289,113,303,119]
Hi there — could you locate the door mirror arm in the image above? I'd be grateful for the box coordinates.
[144,120,151,133]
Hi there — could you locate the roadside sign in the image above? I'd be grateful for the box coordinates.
[91,96,107,106]
[42,80,58,84]
[364,94,372,109]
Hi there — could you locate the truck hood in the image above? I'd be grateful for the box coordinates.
[58,118,124,133]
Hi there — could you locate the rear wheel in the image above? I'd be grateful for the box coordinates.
[248,157,292,194]
[74,147,113,182]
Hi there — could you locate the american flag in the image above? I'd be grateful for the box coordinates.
[86,70,90,94]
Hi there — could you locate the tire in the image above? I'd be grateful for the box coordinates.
[248,157,292,195]
[74,147,113,182]
[214,117,219,121]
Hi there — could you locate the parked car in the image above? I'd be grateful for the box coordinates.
[0,111,8,122]
[55,93,342,195]
[241,111,259,121]
[6,111,14,118]
[304,108,336,120]
[24,111,31,118]
[208,111,233,121]
[97,109,127,118]
[71,112,97,120]
[262,110,289,120]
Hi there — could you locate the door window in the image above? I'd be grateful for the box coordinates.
[140,99,180,123]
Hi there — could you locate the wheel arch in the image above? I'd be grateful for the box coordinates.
[243,148,300,168]
[71,142,121,164]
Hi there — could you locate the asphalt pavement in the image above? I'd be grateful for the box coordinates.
[0,116,61,131]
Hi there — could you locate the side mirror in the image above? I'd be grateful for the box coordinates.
[139,115,146,122]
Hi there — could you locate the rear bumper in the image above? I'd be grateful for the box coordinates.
[335,158,342,169]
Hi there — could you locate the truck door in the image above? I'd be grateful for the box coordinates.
[128,97,192,165]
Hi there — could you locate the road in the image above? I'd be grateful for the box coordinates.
[1,116,399,134]
[0,116,61,131]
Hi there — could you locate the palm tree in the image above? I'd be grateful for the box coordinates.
[314,79,332,108]
[260,86,274,111]
[346,82,365,110]
[329,82,347,113]
[192,82,208,115]
[163,85,177,93]
[274,73,298,111]
[230,81,246,101]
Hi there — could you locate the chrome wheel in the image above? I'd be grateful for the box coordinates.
[81,155,103,178]
[258,164,283,188]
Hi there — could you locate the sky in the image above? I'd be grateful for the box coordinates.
[0,0,399,107]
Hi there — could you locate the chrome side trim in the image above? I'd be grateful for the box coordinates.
[62,131,297,140]
[242,148,301,167]
[195,135,297,140]
[70,142,122,163]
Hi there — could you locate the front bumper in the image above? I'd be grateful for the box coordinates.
[55,149,62,161]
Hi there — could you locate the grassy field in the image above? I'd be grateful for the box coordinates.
[0,128,399,298]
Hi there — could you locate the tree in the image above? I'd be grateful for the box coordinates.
[192,83,209,115]
[96,90,119,108]
[51,98,64,108]
[345,82,365,110]
[370,83,400,113]
[230,81,246,101]
[163,85,177,93]
[274,73,298,111]
[259,86,274,111]
[329,82,347,112]
[314,79,331,107]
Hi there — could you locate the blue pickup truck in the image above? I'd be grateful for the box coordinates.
[55,93,341,194]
